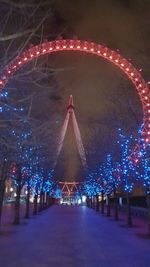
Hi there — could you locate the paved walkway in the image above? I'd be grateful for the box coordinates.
[0,205,150,267]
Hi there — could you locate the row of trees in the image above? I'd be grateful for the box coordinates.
[0,0,62,229]
[0,86,58,231]
[0,123,56,231]
[0,2,65,233]
[84,126,150,236]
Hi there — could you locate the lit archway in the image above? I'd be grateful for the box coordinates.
[0,39,149,143]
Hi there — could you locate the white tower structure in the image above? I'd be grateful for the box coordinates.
[54,95,87,169]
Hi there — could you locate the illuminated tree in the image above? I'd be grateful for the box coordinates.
[134,128,150,236]
[0,90,25,227]
[84,169,101,210]
[96,164,107,214]
[102,155,119,218]
[117,128,138,226]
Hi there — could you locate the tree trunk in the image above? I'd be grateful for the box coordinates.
[96,195,99,211]
[13,184,21,224]
[47,193,50,208]
[93,197,96,210]
[0,160,8,230]
[89,198,92,208]
[33,194,38,215]
[107,195,111,216]
[45,193,49,208]
[0,182,5,230]
[42,192,45,209]
[101,191,104,214]
[114,189,119,221]
[91,197,94,209]
[127,192,132,227]
[86,197,89,207]
[146,194,150,238]
[39,191,43,212]
[25,182,30,219]
[13,165,22,225]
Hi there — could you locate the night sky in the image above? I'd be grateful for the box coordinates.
[0,0,150,181]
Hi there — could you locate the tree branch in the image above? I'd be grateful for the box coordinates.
[0,29,36,41]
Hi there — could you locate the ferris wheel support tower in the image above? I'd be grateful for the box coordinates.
[54,95,87,170]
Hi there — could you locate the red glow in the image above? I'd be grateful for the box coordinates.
[0,38,149,145]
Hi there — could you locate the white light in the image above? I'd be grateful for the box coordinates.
[78,199,81,205]
[82,195,86,203]
[30,196,34,203]
[14,192,17,197]
[25,190,28,195]
[119,197,122,205]
[10,187,13,192]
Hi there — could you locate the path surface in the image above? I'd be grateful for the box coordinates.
[0,205,150,267]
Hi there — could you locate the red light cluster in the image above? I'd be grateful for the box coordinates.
[0,39,149,145]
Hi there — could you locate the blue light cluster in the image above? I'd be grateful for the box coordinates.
[0,91,8,98]
[84,125,150,199]
[0,104,24,113]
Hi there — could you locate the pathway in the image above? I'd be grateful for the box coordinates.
[0,205,150,267]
